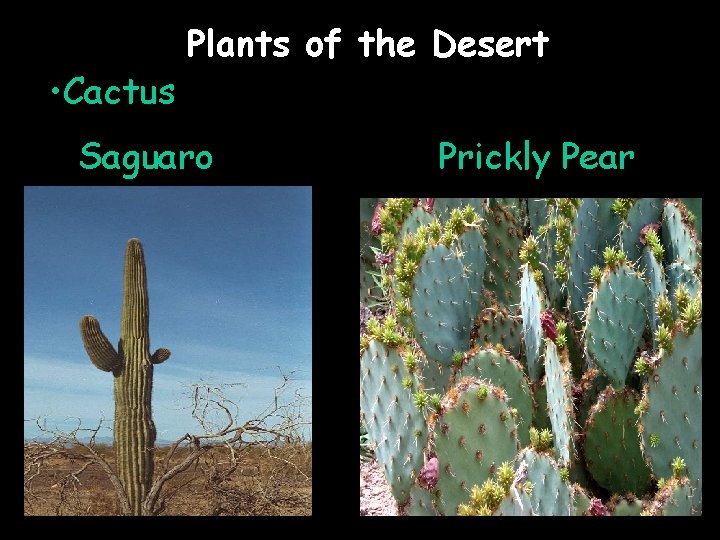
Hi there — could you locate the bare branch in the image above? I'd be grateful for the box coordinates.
[25,367,311,516]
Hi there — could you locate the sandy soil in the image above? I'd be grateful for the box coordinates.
[360,459,400,516]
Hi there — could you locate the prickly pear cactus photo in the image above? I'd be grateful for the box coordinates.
[360,198,701,516]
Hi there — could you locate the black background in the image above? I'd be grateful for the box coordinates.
[20,9,703,191]
[20,7,705,523]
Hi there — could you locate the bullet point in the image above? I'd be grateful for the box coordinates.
[52,87,59,94]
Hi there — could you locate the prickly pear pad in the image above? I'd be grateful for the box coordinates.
[517,447,575,516]
[621,198,662,264]
[456,228,486,307]
[665,262,700,318]
[404,483,439,515]
[399,206,434,240]
[473,307,522,359]
[643,246,666,339]
[494,490,533,515]
[458,347,533,447]
[419,355,452,396]
[640,326,701,512]
[543,341,575,467]
[432,198,487,221]
[646,477,698,516]
[568,198,621,325]
[481,202,523,313]
[572,484,592,515]
[662,201,700,269]
[584,264,648,389]
[584,387,651,494]
[520,264,545,382]
[360,340,428,504]
[611,499,644,516]
[411,245,475,366]
[476,306,521,351]
[431,378,519,515]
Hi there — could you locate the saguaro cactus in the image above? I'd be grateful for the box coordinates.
[80,238,170,515]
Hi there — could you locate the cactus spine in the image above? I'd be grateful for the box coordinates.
[80,238,170,515]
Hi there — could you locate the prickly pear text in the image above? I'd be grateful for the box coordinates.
[439,141,635,179]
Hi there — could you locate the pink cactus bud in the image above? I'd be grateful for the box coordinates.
[418,456,439,490]
[371,202,383,236]
[541,310,557,341]
[589,497,608,516]
[424,198,436,213]
[375,251,394,265]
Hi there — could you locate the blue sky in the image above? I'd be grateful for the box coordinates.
[24,186,311,442]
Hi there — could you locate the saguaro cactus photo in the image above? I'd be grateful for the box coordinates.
[25,187,312,516]
[80,238,171,515]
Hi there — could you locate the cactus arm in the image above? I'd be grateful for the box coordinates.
[80,315,121,372]
[151,348,171,364]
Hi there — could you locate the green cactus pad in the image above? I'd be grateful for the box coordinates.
[410,244,476,366]
[520,264,546,382]
[473,307,522,359]
[481,202,524,313]
[642,246,667,339]
[494,490,534,515]
[517,447,575,516]
[404,483,439,515]
[418,355,452,396]
[584,387,652,495]
[531,381,551,431]
[360,340,428,504]
[646,477,699,516]
[576,368,610,429]
[680,198,702,241]
[458,347,533,447]
[360,197,383,259]
[543,341,575,467]
[665,262,700,319]
[490,197,522,213]
[527,198,549,232]
[456,228,487,305]
[432,198,487,221]
[431,378,519,515]
[662,200,700,269]
[620,198,663,263]
[611,498,643,516]
[399,206,435,239]
[584,264,648,389]
[565,318,586,379]
[640,325,701,512]
[572,484,592,515]
[568,198,622,326]
[531,200,567,309]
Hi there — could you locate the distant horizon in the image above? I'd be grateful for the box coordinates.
[23,433,312,447]
[24,187,312,442]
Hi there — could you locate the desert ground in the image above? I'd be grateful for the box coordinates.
[24,442,312,516]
